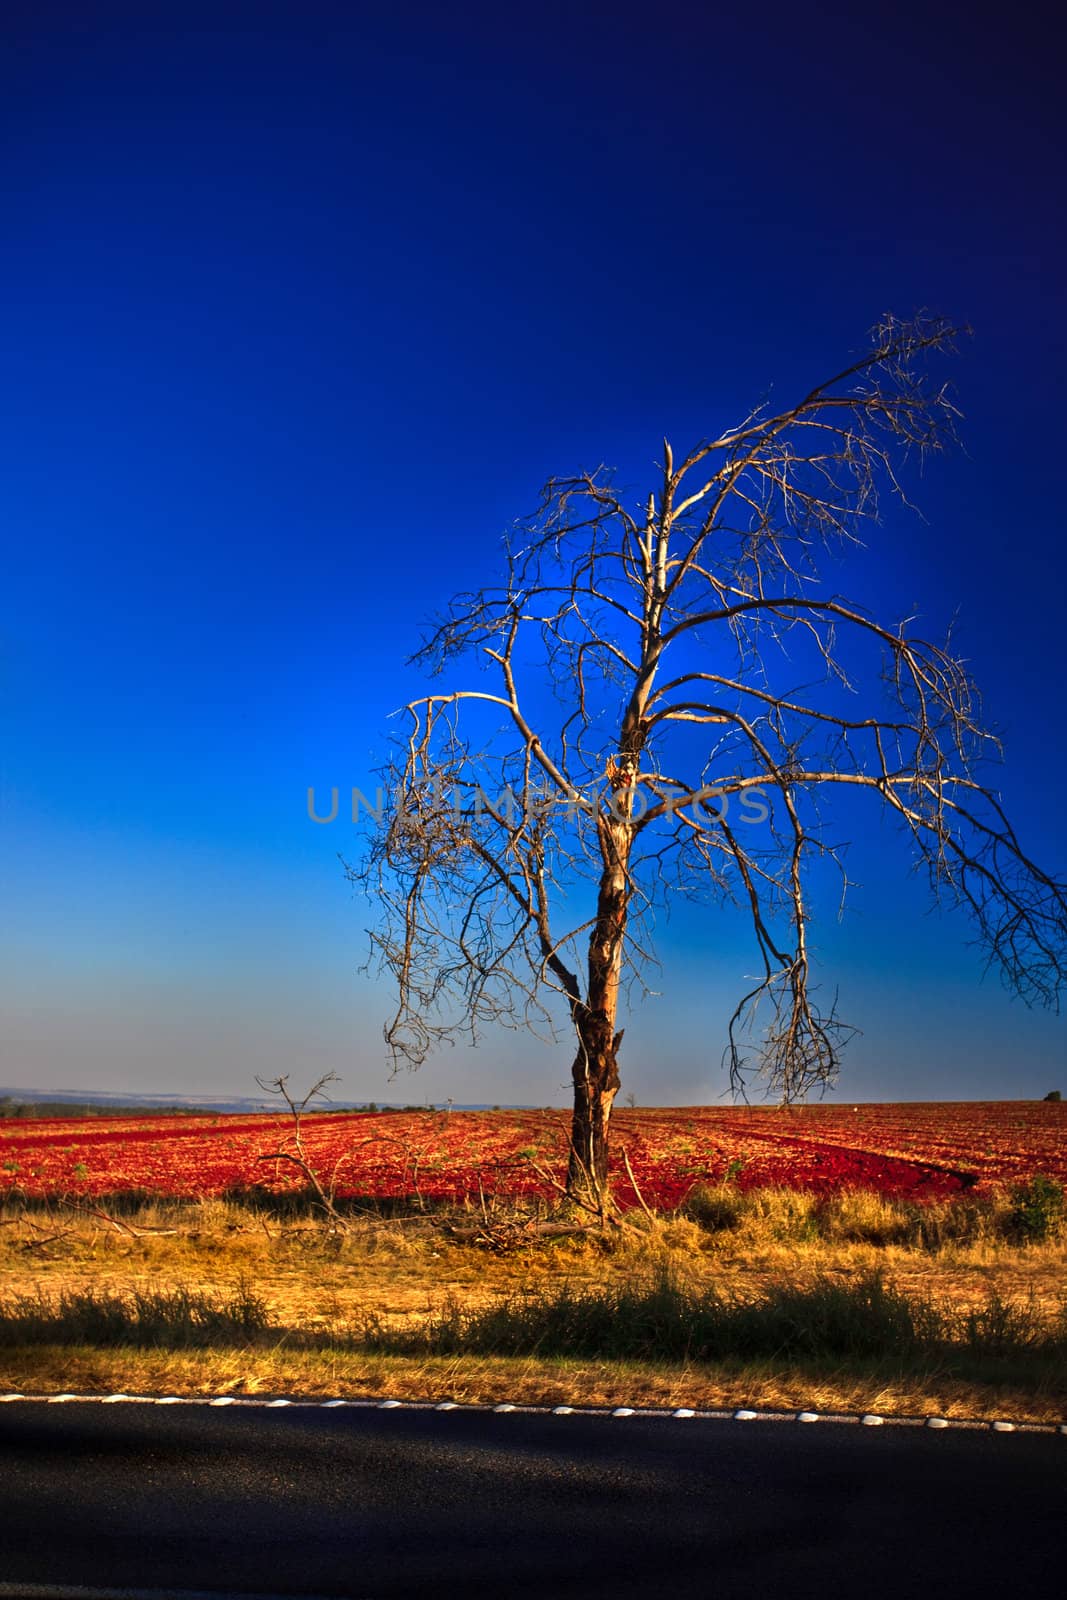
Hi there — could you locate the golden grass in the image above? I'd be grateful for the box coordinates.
[2,1346,1062,1425]
[2,1189,1064,1420]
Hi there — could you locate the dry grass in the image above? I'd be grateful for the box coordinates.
[2,1345,1063,1424]
[1,1188,1064,1421]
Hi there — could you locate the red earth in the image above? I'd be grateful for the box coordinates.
[1,1101,1064,1210]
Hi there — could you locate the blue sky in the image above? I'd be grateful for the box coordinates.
[1,0,1064,1105]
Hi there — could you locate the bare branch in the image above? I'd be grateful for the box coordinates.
[353,314,1064,1188]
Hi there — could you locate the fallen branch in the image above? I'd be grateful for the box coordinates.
[446,1219,596,1246]
[527,1161,632,1231]
[63,1201,177,1237]
[20,1227,76,1252]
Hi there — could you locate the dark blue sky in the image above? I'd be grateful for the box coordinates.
[2,0,1064,1104]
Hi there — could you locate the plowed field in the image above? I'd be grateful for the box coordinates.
[2,1101,1063,1209]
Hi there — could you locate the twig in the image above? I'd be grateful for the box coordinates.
[254,1151,348,1233]
[528,1160,630,1230]
[21,1228,76,1252]
[62,1200,181,1237]
[620,1144,657,1225]
[563,1142,607,1224]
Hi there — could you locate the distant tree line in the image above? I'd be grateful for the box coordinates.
[0,1098,455,1119]
[0,1099,206,1119]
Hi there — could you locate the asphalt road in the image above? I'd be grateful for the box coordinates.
[0,1402,1063,1599]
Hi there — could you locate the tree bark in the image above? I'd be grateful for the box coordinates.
[564,529,659,1200]
[566,783,633,1199]
[567,1012,622,1196]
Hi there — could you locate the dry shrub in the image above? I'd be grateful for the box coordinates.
[815,1191,914,1247]
[741,1187,821,1241]
[681,1184,745,1234]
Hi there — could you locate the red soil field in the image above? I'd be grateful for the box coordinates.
[1,1101,1063,1210]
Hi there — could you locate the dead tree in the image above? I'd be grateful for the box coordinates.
[352,315,1067,1199]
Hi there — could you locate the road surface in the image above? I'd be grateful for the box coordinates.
[0,1400,1063,1597]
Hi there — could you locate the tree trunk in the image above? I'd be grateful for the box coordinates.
[566,777,633,1201]
[567,1012,622,1197]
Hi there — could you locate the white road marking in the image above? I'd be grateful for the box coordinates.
[0,1393,1059,1431]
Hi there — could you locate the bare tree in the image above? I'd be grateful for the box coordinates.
[351,315,1067,1199]
[255,1072,351,1231]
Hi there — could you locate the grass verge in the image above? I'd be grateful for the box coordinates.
[2,1188,1064,1423]
[1,1270,1063,1422]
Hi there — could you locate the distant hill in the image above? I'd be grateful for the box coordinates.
[0,1088,274,1117]
[0,1087,527,1117]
